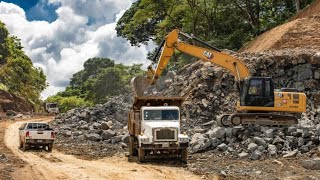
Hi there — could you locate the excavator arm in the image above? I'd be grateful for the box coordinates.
[132,29,250,96]
[149,29,250,84]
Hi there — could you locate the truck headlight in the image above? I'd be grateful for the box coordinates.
[179,138,189,142]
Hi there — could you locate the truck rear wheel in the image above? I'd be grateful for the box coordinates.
[19,139,23,148]
[129,136,138,156]
[22,142,29,151]
[180,149,187,163]
[138,148,145,163]
[47,143,53,152]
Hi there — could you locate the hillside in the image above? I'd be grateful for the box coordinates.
[240,0,320,52]
[0,90,34,114]
[0,21,47,113]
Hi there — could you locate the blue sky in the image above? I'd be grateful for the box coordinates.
[0,0,152,98]
[1,0,60,22]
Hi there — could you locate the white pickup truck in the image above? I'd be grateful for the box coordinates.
[19,122,55,152]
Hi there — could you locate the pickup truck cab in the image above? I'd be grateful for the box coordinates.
[19,122,55,152]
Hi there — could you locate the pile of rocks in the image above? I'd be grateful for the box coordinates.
[52,95,132,157]
[147,48,320,127]
[190,124,320,160]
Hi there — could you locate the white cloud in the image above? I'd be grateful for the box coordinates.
[0,1,152,99]
[0,2,25,17]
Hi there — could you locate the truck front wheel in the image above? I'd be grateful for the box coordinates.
[138,148,145,163]
[181,149,187,163]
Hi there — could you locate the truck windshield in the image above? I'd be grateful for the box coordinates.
[49,103,57,108]
[144,110,179,120]
[26,123,50,130]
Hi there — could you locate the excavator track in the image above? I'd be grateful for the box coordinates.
[218,113,299,127]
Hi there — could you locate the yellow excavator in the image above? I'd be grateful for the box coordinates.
[132,29,307,126]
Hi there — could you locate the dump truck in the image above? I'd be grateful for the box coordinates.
[44,102,59,114]
[128,96,189,163]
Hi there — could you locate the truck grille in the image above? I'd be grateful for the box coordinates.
[155,128,176,141]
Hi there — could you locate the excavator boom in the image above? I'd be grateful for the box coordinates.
[131,29,250,96]
[152,29,250,83]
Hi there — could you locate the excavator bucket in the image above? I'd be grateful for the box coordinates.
[131,76,152,97]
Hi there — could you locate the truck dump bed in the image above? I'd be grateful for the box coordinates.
[132,96,185,110]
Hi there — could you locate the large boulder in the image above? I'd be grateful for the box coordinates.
[207,127,226,139]
[248,142,258,152]
[250,150,262,160]
[101,122,110,130]
[301,158,320,170]
[79,110,91,119]
[101,129,116,140]
[84,133,101,141]
[253,137,268,148]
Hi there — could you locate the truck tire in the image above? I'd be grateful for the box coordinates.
[19,139,23,148]
[22,142,29,152]
[180,149,187,163]
[138,148,145,163]
[47,143,53,152]
[129,136,138,156]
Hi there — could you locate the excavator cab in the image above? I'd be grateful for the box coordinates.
[240,77,274,107]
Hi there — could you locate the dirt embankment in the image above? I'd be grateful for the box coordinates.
[240,0,320,52]
[0,90,34,115]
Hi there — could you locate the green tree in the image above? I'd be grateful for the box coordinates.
[46,96,92,113]
[116,0,314,51]
[0,21,47,107]
[91,67,128,103]
[48,57,144,107]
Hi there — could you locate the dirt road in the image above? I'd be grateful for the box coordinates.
[4,118,203,180]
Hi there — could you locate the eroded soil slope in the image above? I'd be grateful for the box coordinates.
[240,0,320,52]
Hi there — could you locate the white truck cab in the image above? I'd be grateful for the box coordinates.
[138,106,188,146]
[128,97,189,163]
[45,102,59,114]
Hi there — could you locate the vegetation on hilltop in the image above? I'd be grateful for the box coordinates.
[116,0,314,56]
[0,21,47,110]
